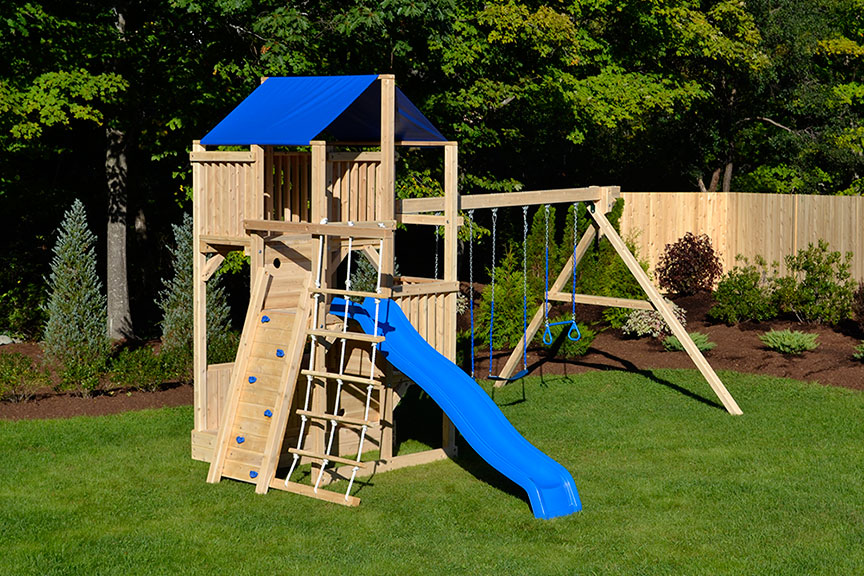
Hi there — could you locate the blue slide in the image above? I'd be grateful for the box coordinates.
[330,297,581,519]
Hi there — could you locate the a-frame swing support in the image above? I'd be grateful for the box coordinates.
[490,187,743,416]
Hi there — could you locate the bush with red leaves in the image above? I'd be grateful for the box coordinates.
[656,232,722,296]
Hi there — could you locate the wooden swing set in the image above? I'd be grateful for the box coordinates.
[190,74,741,512]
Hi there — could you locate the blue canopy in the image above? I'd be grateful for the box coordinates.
[201,75,446,146]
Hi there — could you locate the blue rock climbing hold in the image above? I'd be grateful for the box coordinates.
[276,349,285,358]
[249,470,258,479]
[236,436,245,444]
[261,315,270,323]
[248,376,257,384]
[264,409,273,418]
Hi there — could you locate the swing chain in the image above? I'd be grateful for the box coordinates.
[522,206,529,372]
[543,205,550,328]
[572,202,578,324]
[489,208,498,378]
[434,224,440,280]
[468,210,475,379]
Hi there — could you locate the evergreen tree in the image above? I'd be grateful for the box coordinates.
[158,213,234,380]
[43,199,109,394]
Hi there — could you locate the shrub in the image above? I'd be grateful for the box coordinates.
[543,319,595,358]
[709,255,777,324]
[0,281,46,340]
[158,214,234,381]
[109,347,167,392]
[42,199,109,396]
[852,282,864,331]
[662,332,716,352]
[656,232,722,296]
[759,329,819,355]
[0,353,49,402]
[622,302,687,338]
[476,247,535,349]
[772,240,855,325]
[853,342,864,362]
[351,256,400,298]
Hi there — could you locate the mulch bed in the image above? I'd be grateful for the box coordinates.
[2,292,862,421]
[479,291,864,392]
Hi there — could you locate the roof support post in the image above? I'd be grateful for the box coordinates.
[378,74,396,461]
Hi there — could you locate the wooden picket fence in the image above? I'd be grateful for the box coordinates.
[619,192,864,282]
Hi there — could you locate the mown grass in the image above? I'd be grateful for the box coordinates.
[1,370,863,575]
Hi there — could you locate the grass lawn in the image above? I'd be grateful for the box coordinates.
[1,369,863,575]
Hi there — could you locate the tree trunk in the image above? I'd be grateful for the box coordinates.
[722,161,733,192]
[708,168,722,192]
[106,126,133,340]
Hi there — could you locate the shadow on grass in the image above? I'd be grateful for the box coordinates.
[450,440,530,508]
[495,346,725,412]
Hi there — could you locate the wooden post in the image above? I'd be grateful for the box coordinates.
[378,74,396,286]
[309,140,328,469]
[192,140,208,432]
[249,145,266,281]
[442,142,459,453]
[587,195,743,415]
[378,74,396,460]
[263,145,274,220]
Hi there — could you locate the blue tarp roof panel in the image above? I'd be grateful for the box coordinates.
[200,75,446,146]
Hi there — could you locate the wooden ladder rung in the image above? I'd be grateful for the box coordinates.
[300,369,384,388]
[271,478,361,507]
[288,448,370,468]
[312,287,392,299]
[260,309,297,316]
[294,409,378,428]
[307,328,384,344]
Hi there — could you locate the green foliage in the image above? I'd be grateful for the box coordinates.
[42,200,109,396]
[852,282,864,331]
[656,232,723,296]
[662,332,716,353]
[109,348,167,393]
[476,247,535,350]
[760,329,820,355]
[0,281,46,340]
[545,319,595,358]
[772,240,855,325]
[350,256,400,298]
[709,255,777,324]
[158,214,235,381]
[1,70,128,144]
[853,341,864,362]
[622,302,687,339]
[0,353,49,403]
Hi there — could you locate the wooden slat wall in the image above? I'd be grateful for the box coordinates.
[261,237,314,310]
[271,152,311,222]
[620,192,864,281]
[197,159,257,239]
[204,362,234,431]
[393,292,449,357]
[329,160,381,222]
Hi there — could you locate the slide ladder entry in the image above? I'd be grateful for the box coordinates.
[207,268,313,494]
[273,232,387,507]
